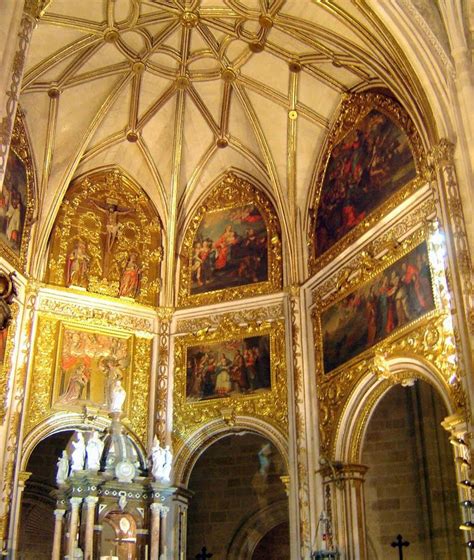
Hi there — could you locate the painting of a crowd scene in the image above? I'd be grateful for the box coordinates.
[0,149,28,255]
[322,242,435,374]
[54,327,131,409]
[186,335,271,401]
[190,204,268,294]
[315,109,416,256]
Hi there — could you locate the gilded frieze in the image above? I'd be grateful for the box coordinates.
[46,169,162,306]
[25,315,152,443]
[173,318,287,453]
[178,172,282,307]
[309,93,427,273]
[0,111,35,272]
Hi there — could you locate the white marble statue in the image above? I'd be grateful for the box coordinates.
[110,379,126,413]
[85,430,104,471]
[151,436,173,483]
[56,450,69,486]
[70,432,86,473]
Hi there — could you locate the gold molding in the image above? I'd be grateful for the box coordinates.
[178,172,282,307]
[309,93,428,274]
[172,317,287,454]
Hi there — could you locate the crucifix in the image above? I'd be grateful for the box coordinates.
[391,534,409,560]
[195,546,213,559]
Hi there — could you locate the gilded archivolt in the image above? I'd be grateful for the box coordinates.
[178,172,282,307]
[46,169,162,306]
[309,93,428,274]
[172,318,288,454]
[25,314,152,444]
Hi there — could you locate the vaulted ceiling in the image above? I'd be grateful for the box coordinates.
[21,0,436,279]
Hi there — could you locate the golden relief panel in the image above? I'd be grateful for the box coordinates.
[309,93,428,273]
[46,169,162,306]
[312,227,466,457]
[25,315,152,443]
[0,110,35,272]
[173,317,287,453]
[178,172,282,307]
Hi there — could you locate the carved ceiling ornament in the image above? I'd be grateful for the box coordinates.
[46,169,162,306]
[178,172,282,307]
[309,93,427,273]
[0,110,35,273]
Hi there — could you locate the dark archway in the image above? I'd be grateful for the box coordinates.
[362,380,463,559]
[186,432,289,559]
[18,430,73,560]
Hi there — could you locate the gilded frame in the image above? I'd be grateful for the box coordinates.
[178,172,282,307]
[173,317,287,450]
[26,315,151,443]
[0,110,35,272]
[312,227,466,457]
[309,93,427,273]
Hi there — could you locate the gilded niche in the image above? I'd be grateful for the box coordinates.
[178,173,282,306]
[309,93,426,270]
[47,170,162,306]
[0,110,35,271]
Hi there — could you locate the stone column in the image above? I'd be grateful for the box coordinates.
[170,488,192,560]
[51,509,65,560]
[67,497,83,559]
[322,463,368,560]
[9,471,31,556]
[150,503,169,560]
[83,496,98,560]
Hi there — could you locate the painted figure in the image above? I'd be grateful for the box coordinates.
[119,252,141,298]
[213,224,238,270]
[58,363,90,404]
[66,240,90,288]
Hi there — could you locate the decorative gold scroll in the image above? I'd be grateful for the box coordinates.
[178,172,282,307]
[0,110,35,272]
[25,315,152,443]
[309,93,427,273]
[173,317,287,452]
[312,227,466,457]
[46,169,162,306]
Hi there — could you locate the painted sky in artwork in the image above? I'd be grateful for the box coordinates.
[322,242,434,374]
[316,109,416,256]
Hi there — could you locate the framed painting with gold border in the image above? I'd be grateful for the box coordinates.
[309,93,427,273]
[0,110,35,272]
[178,173,282,307]
[173,318,287,444]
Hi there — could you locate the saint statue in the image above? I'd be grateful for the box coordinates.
[66,240,90,288]
[150,436,173,483]
[70,432,86,473]
[56,450,69,486]
[110,379,126,413]
[85,430,104,471]
[118,252,141,298]
[161,445,173,483]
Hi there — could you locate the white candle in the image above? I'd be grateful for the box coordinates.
[145,544,148,560]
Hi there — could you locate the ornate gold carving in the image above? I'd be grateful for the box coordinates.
[178,172,282,307]
[0,302,19,423]
[175,303,284,334]
[0,111,35,272]
[37,295,155,334]
[25,315,152,444]
[46,169,162,306]
[155,316,170,442]
[172,318,287,453]
[429,138,455,168]
[309,93,428,274]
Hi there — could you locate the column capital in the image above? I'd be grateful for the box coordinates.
[70,496,83,508]
[150,502,169,517]
[84,496,99,506]
[18,471,32,486]
[53,509,66,519]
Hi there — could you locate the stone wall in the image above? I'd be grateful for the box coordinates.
[362,381,462,559]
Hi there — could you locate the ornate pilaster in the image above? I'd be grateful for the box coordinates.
[9,471,31,554]
[51,508,65,560]
[156,308,173,443]
[83,496,98,560]
[67,496,83,559]
[171,487,192,560]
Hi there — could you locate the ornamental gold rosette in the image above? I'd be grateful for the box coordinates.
[309,93,427,273]
[178,173,282,307]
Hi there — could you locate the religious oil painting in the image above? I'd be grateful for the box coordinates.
[315,109,416,256]
[190,204,268,295]
[0,149,28,256]
[321,242,435,374]
[186,335,271,402]
[53,326,132,411]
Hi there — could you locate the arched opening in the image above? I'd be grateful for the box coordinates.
[101,511,137,559]
[362,380,463,559]
[186,432,289,559]
[18,430,74,560]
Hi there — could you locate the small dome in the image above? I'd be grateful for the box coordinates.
[100,419,146,477]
